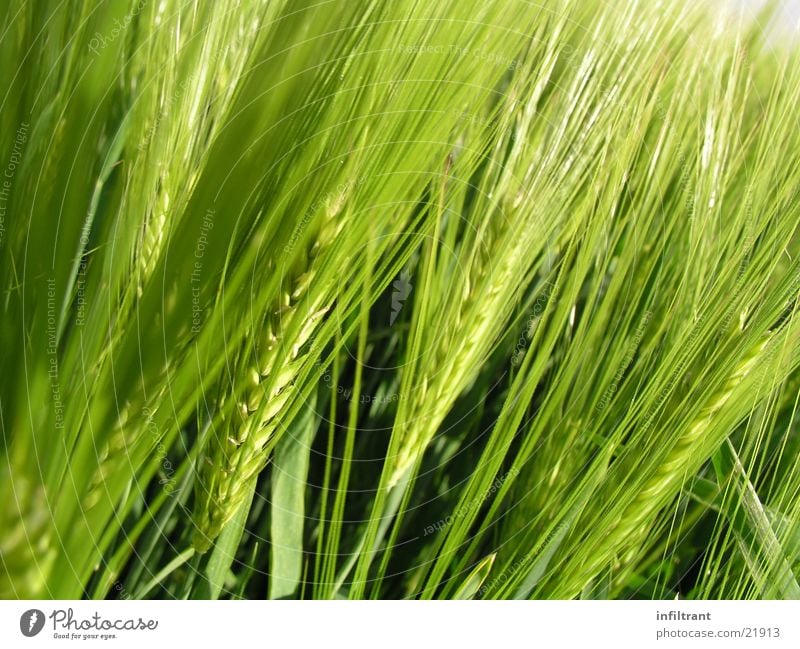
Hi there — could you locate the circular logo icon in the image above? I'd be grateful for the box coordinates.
[20,609,45,637]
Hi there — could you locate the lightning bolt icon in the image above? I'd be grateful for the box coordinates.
[28,611,38,632]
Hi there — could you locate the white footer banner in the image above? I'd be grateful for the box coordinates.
[0,600,797,648]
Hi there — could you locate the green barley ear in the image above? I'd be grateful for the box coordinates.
[0,473,55,598]
[191,205,342,552]
[556,332,781,597]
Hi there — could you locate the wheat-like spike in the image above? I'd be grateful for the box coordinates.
[557,332,775,596]
[81,400,149,514]
[0,475,54,598]
[191,205,344,552]
[138,201,168,292]
[390,226,527,485]
[386,88,563,486]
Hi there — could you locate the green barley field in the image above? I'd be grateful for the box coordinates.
[1,0,799,600]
